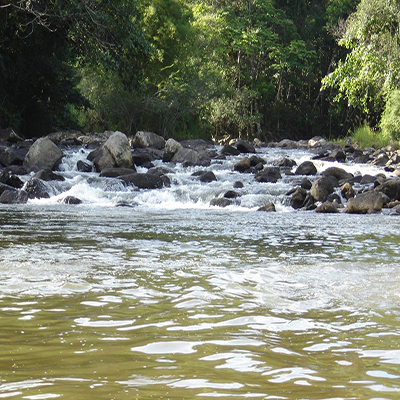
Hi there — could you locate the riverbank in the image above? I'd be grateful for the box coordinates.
[1,128,400,214]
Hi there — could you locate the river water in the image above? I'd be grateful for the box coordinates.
[1,145,400,399]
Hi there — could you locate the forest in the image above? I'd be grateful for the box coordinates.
[1,0,400,143]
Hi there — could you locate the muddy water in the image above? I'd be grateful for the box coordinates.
[1,207,400,399]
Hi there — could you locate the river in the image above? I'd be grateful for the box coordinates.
[0,145,400,399]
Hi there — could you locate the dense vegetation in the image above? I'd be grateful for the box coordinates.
[1,0,399,143]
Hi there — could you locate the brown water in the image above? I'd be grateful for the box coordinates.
[1,206,400,399]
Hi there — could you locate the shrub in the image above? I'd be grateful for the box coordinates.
[380,90,400,140]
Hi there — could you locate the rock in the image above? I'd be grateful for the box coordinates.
[221,144,240,156]
[346,190,385,214]
[197,171,217,183]
[295,161,317,175]
[0,170,23,188]
[233,181,244,188]
[310,177,334,202]
[210,197,233,207]
[132,131,166,150]
[61,196,82,205]
[24,178,50,199]
[277,139,298,148]
[360,174,377,184]
[77,160,93,172]
[258,202,276,212]
[132,148,162,166]
[308,136,327,148]
[234,157,251,173]
[249,155,266,166]
[273,157,297,168]
[0,182,15,196]
[224,190,239,199]
[100,167,136,178]
[33,169,65,182]
[322,167,353,182]
[375,178,400,201]
[0,128,24,143]
[315,201,339,213]
[301,178,312,190]
[255,167,282,183]
[103,131,133,168]
[340,182,355,200]
[163,138,183,162]
[0,189,28,204]
[0,147,28,167]
[171,147,211,167]
[119,173,164,189]
[23,137,63,172]
[290,187,308,209]
[235,140,256,153]
[371,152,390,166]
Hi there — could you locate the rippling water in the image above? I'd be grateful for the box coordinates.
[1,206,400,399]
[1,145,400,398]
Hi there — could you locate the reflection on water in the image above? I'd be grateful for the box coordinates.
[1,207,400,399]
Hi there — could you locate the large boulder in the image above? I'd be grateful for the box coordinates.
[375,178,400,201]
[33,169,65,182]
[255,167,282,183]
[295,161,317,175]
[24,178,50,199]
[163,138,183,162]
[310,177,335,202]
[23,137,63,172]
[171,147,211,166]
[221,144,240,156]
[322,167,353,182]
[0,189,28,204]
[346,190,386,214]
[119,173,164,189]
[235,140,256,154]
[315,201,339,213]
[100,167,136,178]
[0,147,28,167]
[132,131,165,150]
[234,157,251,173]
[0,128,24,143]
[290,187,308,209]
[94,131,133,172]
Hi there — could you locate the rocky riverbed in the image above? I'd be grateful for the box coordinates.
[1,128,400,214]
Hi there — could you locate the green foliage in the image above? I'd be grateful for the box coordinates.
[380,90,400,140]
[351,122,390,149]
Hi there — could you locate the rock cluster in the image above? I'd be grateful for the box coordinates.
[1,128,400,215]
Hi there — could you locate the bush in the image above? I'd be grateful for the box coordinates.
[380,90,400,140]
[351,122,390,149]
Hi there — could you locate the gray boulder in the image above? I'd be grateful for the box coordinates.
[255,167,282,183]
[100,167,136,178]
[346,190,385,214]
[94,131,133,172]
[163,138,183,162]
[23,137,63,172]
[257,202,276,212]
[171,147,211,166]
[60,196,82,205]
[210,197,233,207]
[24,178,50,199]
[0,147,28,167]
[133,131,165,150]
[234,157,251,173]
[310,177,334,202]
[33,169,65,182]
[322,166,353,182]
[315,201,339,213]
[375,178,400,201]
[235,140,256,154]
[119,173,164,189]
[221,144,240,156]
[295,161,317,175]
[290,187,308,209]
[0,189,28,204]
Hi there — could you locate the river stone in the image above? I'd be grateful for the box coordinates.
[290,187,307,209]
[163,138,183,162]
[210,197,233,207]
[33,169,65,182]
[346,190,385,214]
[315,201,339,213]
[310,177,334,202]
[221,144,240,156]
[341,182,355,200]
[235,140,256,154]
[103,131,133,168]
[61,196,82,205]
[0,189,28,204]
[322,166,353,182]
[77,160,93,172]
[308,136,327,148]
[255,167,282,183]
[0,128,23,143]
[119,173,163,189]
[234,157,251,173]
[257,202,276,212]
[0,170,23,188]
[24,178,50,199]
[198,171,217,183]
[224,190,239,199]
[375,178,400,201]
[171,147,211,167]
[0,147,28,167]
[233,181,244,188]
[301,178,312,190]
[273,157,297,168]
[132,131,165,150]
[100,167,137,177]
[23,137,63,172]
[295,161,317,175]
[277,139,298,148]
